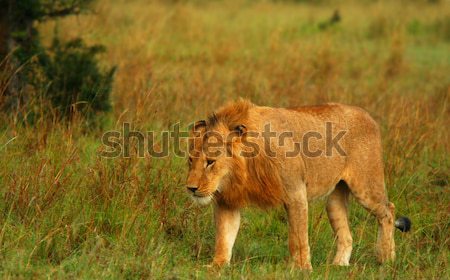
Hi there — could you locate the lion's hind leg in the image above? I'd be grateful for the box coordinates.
[326,181,353,266]
[345,176,395,263]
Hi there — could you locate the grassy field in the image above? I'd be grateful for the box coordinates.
[1,0,449,278]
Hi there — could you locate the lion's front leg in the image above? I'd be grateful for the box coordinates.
[285,186,312,270]
[212,204,240,266]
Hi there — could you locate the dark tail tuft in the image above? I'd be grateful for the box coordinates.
[395,216,411,232]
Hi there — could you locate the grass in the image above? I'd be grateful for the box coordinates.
[1,0,449,278]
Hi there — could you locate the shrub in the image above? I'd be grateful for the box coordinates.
[39,37,115,118]
[0,0,115,121]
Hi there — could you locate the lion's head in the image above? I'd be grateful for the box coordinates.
[185,100,284,208]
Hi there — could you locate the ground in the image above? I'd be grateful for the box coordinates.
[0,0,449,279]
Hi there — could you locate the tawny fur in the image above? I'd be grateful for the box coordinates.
[186,100,396,269]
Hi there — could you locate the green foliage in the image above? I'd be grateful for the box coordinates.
[39,37,115,117]
[1,0,114,120]
[407,17,450,42]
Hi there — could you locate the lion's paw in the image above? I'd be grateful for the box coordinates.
[294,261,313,271]
[210,259,229,268]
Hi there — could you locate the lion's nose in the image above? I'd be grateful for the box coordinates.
[187,186,198,193]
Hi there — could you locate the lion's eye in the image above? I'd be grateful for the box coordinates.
[206,159,215,167]
[188,157,193,165]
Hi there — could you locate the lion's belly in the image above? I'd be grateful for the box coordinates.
[306,181,340,201]
[303,157,346,201]
[279,155,346,202]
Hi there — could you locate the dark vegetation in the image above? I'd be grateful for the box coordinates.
[0,0,114,121]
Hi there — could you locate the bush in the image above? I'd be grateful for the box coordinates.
[39,37,116,118]
[0,0,115,121]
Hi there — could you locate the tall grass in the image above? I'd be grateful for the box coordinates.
[1,0,449,278]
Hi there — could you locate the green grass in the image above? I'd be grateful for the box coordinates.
[1,0,449,278]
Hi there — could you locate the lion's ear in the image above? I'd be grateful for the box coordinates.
[233,124,247,136]
[190,120,207,136]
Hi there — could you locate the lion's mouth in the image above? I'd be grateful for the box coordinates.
[188,187,221,205]
[191,193,213,206]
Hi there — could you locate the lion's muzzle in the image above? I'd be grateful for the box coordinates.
[186,185,198,193]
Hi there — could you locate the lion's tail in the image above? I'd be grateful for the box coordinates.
[394,216,411,232]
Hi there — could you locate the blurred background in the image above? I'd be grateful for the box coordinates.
[0,0,448,278]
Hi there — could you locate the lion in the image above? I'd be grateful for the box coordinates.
[186,99,410,270]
